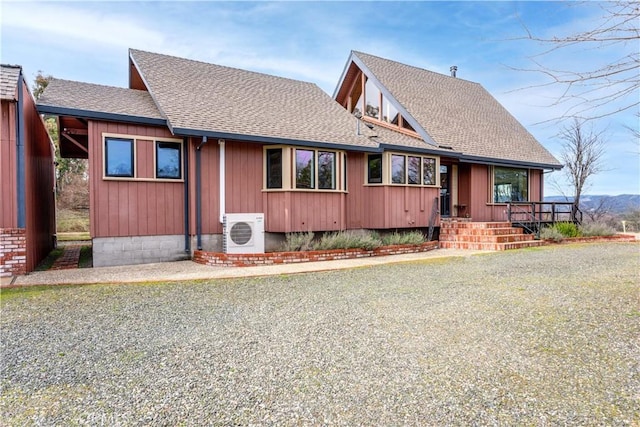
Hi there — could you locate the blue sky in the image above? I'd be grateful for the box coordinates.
[2,1,638,196]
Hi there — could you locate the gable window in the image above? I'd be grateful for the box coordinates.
[364,78,380,119]
[493,167,528,202]
[367,154,382,184]
[266,148,283,189]
[156,141,182,179]
[105,137,134,177]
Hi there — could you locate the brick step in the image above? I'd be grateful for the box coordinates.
[439,233,534,244]
[440,221,512,229]
[439,227,523,236]
[439,240,545,251]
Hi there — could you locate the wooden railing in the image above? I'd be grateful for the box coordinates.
[506,202,582,237]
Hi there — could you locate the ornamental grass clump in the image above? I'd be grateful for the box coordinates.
[280,231,315,252]
[314,232,382,251]
[540,226,565,242]
[381,231,426,246]
[579,222,616,237]
[554,222,581,238]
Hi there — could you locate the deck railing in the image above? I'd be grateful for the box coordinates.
[506,202,582,238]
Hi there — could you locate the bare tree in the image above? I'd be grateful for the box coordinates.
[516,1,639,121]
[558,119,607,214]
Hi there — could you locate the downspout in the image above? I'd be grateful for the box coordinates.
[195,136,208,250]
[218,139,225,223]
[183,137,190,253]
[16,71,26,228]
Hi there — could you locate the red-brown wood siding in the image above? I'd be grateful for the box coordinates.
[346,152,439,229]
[226,141,264,214]
[1,101,18,228]
[197,139,221,234]
[89,121,184,238]
[467,164,544,222]
[264,192,346,232]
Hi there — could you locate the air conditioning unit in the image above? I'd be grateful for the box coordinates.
[223,213,265,254]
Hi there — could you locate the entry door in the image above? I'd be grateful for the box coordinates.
[440,164,450,216]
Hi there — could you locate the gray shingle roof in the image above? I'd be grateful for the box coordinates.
[352,51,561,167]
[129,49,379,149]
[37,78,164,121]
[1,65,21,100]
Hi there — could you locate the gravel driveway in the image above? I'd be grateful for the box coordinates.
[1,243,639,425]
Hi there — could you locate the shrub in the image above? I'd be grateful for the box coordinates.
[554,222,581,238]
[579,222,616,237]
[540,226,565,242]
[381,231,425,246]
[314,232,382,251]
[281,231,315,252]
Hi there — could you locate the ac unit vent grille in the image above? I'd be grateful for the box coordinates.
[230,222,252,245]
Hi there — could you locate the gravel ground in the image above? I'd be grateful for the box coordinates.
[1,242,639,426]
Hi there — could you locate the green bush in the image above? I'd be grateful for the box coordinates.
[554,222,581,238]
[381,231,425,246]
[281,231,315,251]
[579,222,616,237]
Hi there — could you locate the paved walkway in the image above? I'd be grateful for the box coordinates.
[3,248,487,288]
[49,245,82,270]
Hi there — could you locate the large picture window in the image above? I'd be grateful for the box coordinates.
[156,141,182,179]
[105,138,134,177]
[494,167,528,202]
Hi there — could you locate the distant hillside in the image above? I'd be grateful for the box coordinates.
[544,194,640,214]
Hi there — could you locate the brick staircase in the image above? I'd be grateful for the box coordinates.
[439,220,545,251]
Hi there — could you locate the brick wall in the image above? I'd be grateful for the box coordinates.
[0,228,27,277]
[193,241,439,267]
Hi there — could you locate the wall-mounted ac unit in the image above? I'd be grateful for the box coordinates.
[223,213,265,254]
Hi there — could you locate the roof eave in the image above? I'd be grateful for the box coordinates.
[36,104,167,127]
[459,154,563,170]
[172,126,380,153]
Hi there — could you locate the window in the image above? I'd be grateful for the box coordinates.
[423,158,436,185]
[391,155,406,184]
[156,141,182,179]
[368,152,438,186]
[266,148,282,189]
[364,78,380,119]
[105,138,134,177]
[318,151,336,190]
[494,167,528,202]
[265,146,345,191]
[296,149,315,189]
[367,154,382,184]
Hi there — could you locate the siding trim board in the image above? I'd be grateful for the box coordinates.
[16,71,25,227]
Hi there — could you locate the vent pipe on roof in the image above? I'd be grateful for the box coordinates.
[450,66,458,78]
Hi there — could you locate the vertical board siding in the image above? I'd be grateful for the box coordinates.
[21,84,56,271]
[469,164,492,221]
[1,102,17,228]
[199,140,221,234]
[345,152,438,229]
[226,141,263,214]
[265,192,344,232]
[89,121,184,238]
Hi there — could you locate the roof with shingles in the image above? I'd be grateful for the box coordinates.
[129,49,379,149]
[350,51,561,167]
[0,64,21,100]
[37,78,164,121]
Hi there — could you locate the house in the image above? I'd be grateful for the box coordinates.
[1,65,56,278]
[36,49,561,267]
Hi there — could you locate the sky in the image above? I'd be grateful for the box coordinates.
[2,0,638,196]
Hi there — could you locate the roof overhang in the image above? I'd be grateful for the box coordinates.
[36,104,167,127]
[458,154,563,170]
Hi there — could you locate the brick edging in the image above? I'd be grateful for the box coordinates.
[543,234,637,245]
[194,241,439,267]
